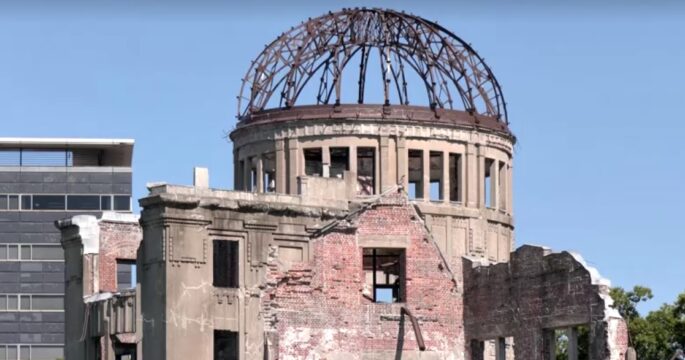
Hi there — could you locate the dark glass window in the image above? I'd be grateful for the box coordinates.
[8,195,19,210]
[101,195,112,210]
[0,195,7,210]
[67,195,100,210]
[21,195,32,210]
[32,245,63,261]
[213,240,239,288]
[113,196,130,211]
[32,195,66,210]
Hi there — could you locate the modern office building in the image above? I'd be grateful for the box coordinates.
[0,138,133,360]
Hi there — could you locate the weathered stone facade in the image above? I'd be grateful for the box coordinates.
[55,8,631,360]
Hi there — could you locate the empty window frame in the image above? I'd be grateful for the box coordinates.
[429,151,443,201]
[262,152,276,193]
[214,330,238,360]
[357,147,376,195]
[407,150,423,199]
[0,345,64,360]
[552,325,590,360]
[484,158,495,208]
[0,244,63,261]
[213,240,239,288]
[363,248,404,303]
[303,148,323,176]
[449,153,462,202]
[330,147,349,179]
[0,294,63,311]
[115,344,136,360]
[498,161,507,210]
[116,260,136,290]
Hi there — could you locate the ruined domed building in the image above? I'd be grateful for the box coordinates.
[57,8,629,360]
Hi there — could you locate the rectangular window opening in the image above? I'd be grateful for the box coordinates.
[407,149,423,200]
[116,260,136,290]
[363,248,404,303]
[449,153,461,202]
[213,240,239,288]
[304,148,323,177]
[429,151,443,201]
[214,330,238,360]
[553,325,590,360]
[0,195,7,210]
[484,158,494,208]
[498,161,506,210]
[330,147,349,179]
[357,147,376,195]
[250,167,257,192]
[263,152,276,192]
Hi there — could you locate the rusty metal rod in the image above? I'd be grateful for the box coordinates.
[401,306,426,351]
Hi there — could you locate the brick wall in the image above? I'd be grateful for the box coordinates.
[264,194,465,359]
[98,219,142,293]
[463,245,629,360]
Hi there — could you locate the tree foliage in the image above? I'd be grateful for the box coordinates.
[610,286,685,360]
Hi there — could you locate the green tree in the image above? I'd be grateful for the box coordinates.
[610,286,685,360]
[610,286,653,321]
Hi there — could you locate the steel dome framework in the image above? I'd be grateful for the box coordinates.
[237,8,508,124]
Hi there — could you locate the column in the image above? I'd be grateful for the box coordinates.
[465,143,478,208]
[567,327,578,360]
[275,139,286,193]
[243,156,251,192]
[507,162,513,215]
[287,138,299,195]
[442,151,450,203]
[477,148,485,208]
[496,337,506,360]
[379,135,391,191]
[233,149,241,191]
[256,155,264,193]
[396,136,408,190]
[322,145,330,178]
[422,148,430,201]
[349,146,357,196]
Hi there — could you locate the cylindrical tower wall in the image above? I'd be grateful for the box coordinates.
[230,104,514,262]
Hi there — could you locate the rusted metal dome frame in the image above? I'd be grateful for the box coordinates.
[237,8,508,124]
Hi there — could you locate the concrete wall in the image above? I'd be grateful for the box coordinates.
[138,184,349,360]
[55,212,141,360]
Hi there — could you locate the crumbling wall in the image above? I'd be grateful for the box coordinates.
[264,194,465,359]
[463,245,629,360]
[98,216,143,292]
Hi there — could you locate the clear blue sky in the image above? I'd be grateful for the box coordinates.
[1,0,683,313]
